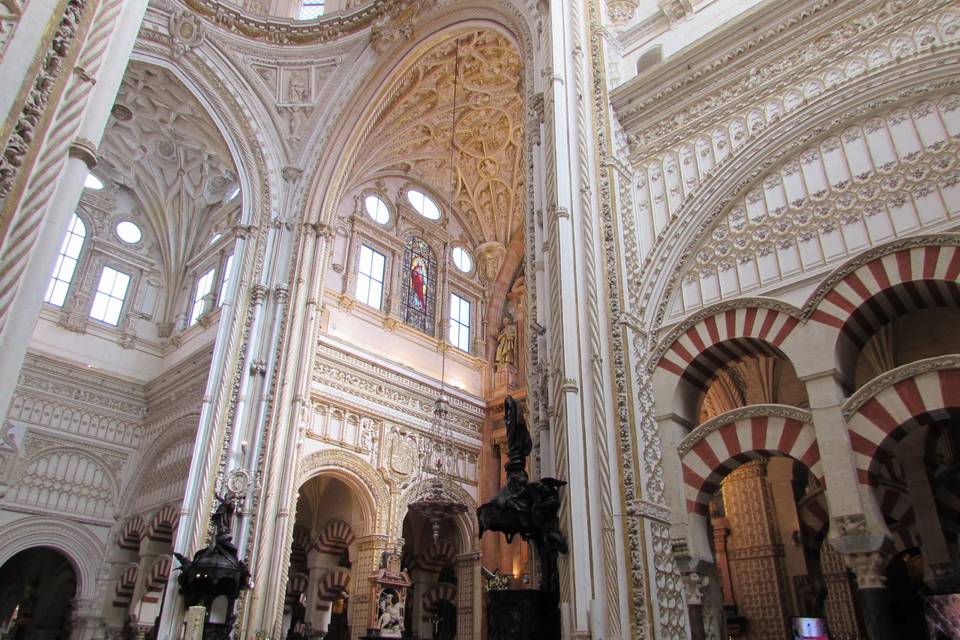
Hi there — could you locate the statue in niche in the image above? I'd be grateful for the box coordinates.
[494,316,517,366]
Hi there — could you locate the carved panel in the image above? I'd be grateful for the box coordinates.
[10,437,122,520]
[675,96,960,313]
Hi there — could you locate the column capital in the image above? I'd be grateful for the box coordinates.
[841,550,890,589]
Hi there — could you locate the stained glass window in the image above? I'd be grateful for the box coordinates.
[401,237,436,335]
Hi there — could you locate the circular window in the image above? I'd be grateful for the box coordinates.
[116,221,142,244]
[452,246,473,273]
[84,173,104,190]
[407,189,440,220]
[364,195,390,224]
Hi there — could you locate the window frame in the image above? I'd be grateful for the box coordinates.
[189,267,217,326]
[448,292,472,353]
[88,265,132,327]
[296,0,325,20]
[44,212,87,308]
[355,244,387,310]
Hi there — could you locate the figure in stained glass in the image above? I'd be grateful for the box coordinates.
[401,237,436,334]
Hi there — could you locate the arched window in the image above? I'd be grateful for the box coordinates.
[44,213,86,307]
[401,237,437,335]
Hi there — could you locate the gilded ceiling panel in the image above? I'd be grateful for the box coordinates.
[353,30,525,247]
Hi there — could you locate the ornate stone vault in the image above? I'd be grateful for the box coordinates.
[352,29,525,248]
[98,63,238,329]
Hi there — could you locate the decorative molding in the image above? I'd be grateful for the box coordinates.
[0,0,88,201]
[842,354,960,421]
[68,137,98,168]
[678,404,813,457]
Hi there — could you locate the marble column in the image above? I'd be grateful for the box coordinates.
[843,550,896,640]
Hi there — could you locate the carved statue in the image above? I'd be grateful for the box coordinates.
[494,318,517,366]
[477,396,567,595]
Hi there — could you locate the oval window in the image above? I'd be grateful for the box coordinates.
[452,246,472,272]
[116,221,142,244]
[364,195,390,224]
[407,189,440,220]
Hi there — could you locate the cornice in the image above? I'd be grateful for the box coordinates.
[611,0,952,156]
[19,352,147,419]
[177,0,396,45]
[842,354,960,422]
[312,338,484,439]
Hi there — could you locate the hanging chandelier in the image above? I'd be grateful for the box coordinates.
[407,36,468,544]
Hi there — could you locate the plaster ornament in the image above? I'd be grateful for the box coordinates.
[475,241,507,283]
[354,30,525,248]
[169,11,204,57]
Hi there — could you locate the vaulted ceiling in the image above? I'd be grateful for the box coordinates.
[351,30,526,248]
[98,63,237,326]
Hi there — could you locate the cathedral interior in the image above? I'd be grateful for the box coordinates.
[0,0,959,639]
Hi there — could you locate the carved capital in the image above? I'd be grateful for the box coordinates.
[273,283,290,303]
[251,284,270,304]
[68,138,98,169]
[842,550,889,590]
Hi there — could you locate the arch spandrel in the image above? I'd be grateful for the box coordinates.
[298,449,392,534]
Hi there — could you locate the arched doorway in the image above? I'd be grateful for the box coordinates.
[0,548,77,639]
[284,474,365,640]
[401,508,460,640]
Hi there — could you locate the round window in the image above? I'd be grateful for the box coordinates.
[406,189,440,220]
[364,195,390,224]
[452,246,473,273]
[116,221,142,244]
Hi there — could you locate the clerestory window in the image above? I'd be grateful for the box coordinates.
[356,245,385,310]
[190,268,216,326]
[449,293,471,352]
[297,0,325,19]
[89,267,130,326]
[45,213,86,307]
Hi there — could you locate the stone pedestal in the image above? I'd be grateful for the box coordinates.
[485,590,559,640]
[495,363,517,391]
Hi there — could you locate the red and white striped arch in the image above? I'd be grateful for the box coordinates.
[315,520,355,555]
[142,556,171,604]
[146,504,179,543]
[847,368,960,483]
[317,567,351,605]
[656,306,799,390]
[810,245,960,343]
[286,572,309,606]
[422,582,457,615]
[291,526,311,566]
[112,563,138,608]
[681,412,822,517]
[117,515,146,551]
[416,539,455,574]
